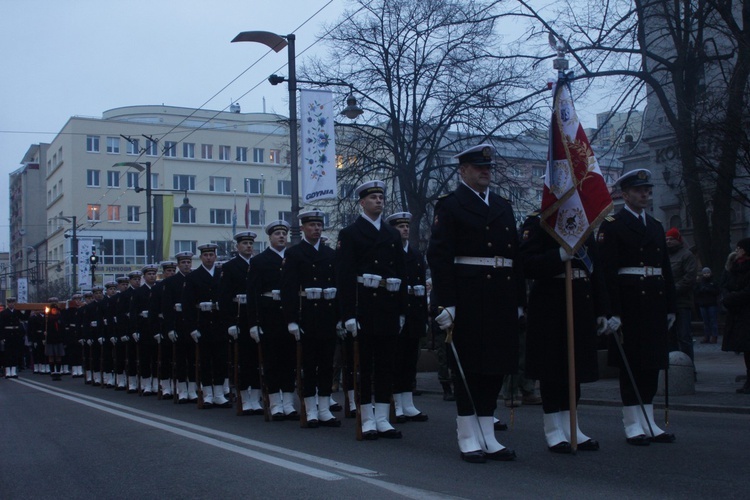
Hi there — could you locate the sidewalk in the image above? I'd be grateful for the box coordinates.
[416,339,750,414]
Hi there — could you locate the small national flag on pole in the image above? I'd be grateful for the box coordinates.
[540,80,612,254]
[232,190,237,235]
[244,179,250,229]
[260,174,266,226]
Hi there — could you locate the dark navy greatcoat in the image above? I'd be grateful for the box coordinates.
[598,208,676,370]
[426,183,525,376]
[246,248,286,335]
[403,245,428,339]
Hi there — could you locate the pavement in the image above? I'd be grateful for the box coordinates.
[416,337,750,414]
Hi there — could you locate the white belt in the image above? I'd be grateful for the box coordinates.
[618,266,662,277]
[357,276,385,288]
[554,269,588,279]
[454,256,513,268]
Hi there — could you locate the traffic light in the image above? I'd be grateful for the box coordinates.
[90,246,98,266]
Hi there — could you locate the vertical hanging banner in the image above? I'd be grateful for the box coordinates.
[300,89,337,203]
[17,278,28,303]
[540,81,613,253]
[77,238,93,290]
[154,194,174,262]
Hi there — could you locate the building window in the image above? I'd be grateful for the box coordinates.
[510,167,522,178]
[52,153,57,166]
[87,204,101,221]
[164,141,177,157]
[87,169,100,187]
[174,207,197,224]
[107,171,120,188]
[340,183,356,199]
[278,211,293,224]
[269,149,281,164]
[127,206,140,222]
[249,209,264,226]
[145,139,158,156]
[151,173,159,189]
[99,238,146,265]
[219,145,230,161]
[236,147,248,162]
[212,240,234,258]
[86,135,100,153]
[202,144,213,159]
[210,209,232,225]
[532,166,545,178]
[244,178,262,194]
[126,138,140,155]
[209,176,231,193]
[106,137,120,154]
[108,205,120,222]
[277,180,292,196]
[174,240,197,255]
[127,172,140,190]
[253,148,264,163]
[183,142,195,159]
[58,146,63,163]
[173,174,196,191]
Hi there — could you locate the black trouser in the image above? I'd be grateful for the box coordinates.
[393,334,420,393]
[90,341,101,374]
[300,334,337,398]
[3,330,23,367]
[539,378,581,413]
[173,334,196,382]
[158,338,171,380]
[238,332,259,389]
[139,339,155,378]
[619,368,659,406]
[198,334,227,387]
[453,371,503,417]
[358,335,397,404]
[262,331,296,393]
[102,342,114,373]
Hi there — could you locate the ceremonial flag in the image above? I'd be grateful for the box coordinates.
[260,175,266,225]
[244,179,250,229]
[299,89,337,203]
[540,81,612,254]
[232,190,237,235]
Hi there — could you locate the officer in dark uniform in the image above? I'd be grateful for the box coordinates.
[118,271,142,393]
[282,209,341,428]
[598,168,677,445]
[520,212,609,452]
[1,298,27,378]
[386,211,429,423]
[183,243,230,408]
[63,293,85,378]
[82,289,105,385]
[131,265,159,395]
[111,277,129,389]
[149,261,176,398]
[427,143,524,463]
[219,231,262,415]
[163,252,196,403]
[247,220,298,420]
[27,308,45,374]
[100,282,118,387]
[337,180,406,440]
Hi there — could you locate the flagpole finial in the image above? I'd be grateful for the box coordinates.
[549,33,569,78]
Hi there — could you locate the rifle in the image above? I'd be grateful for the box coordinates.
[234,295,244,415]
[353,337,362,441]
[124,338,130,390]
[258,342,270,422]
[88,342,94,383]
[135,336,142,395]
[341,337,352,419]
[112,336,118,388]
[100,339,105,389]
[196,340,203,409]
[296,340,308,428]
[156,333,163,399]
[172,336,179,405]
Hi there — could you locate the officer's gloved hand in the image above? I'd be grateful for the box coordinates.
[167,330,178,342]
[344,318,360,338]
[249,326,263,343]
[98,337,105,345]
[667,313,676,330]
[190,330,201,343]
[288,323,302,341]
[336,322,347,340]
[399,315,406,333]
[90,321,98,327]
[132,332,140,342]
[78,339,86,345]
[227,325,239,340]
[596,316,608,336]
[435,306,455,331]
[110,337,117,345]
[559,247,574,262]
[86,339,93,346]
[153,333,162,344]
[607,316,622,334]
[120,335,129,343]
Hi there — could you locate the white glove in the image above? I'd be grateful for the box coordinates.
[596,316,608,336]
[199,302,213,312]
[103,319,108,326]
[132,332,140,342]
[98,337,105,345]
[174,303,182,312]
[153,333,162,343]
[86,339,93,345]
[227,325,239,339]
[249,326,263,343]
[120,335,129,342]
[607,316,622,333]
[517,307,525,319]
[90,321,98,327]
[167,330,178,342]
[435,306,455,331]
[667,313,676,330]
[399,315,406,332]
[110,337,117,345]
[140,310,149,318]
[559,247,574,262]
[336,322,347,340]
[344,318,360,337]
[190,330,201,343]
[78,339,86,345]
[288,322,301,341]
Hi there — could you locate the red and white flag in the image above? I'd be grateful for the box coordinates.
[540,82,612,253]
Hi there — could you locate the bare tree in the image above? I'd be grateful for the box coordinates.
[304,0,545,248]
[515,0,750,272]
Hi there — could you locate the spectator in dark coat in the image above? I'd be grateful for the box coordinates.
[695,267,721,344]
[720,238,750,393]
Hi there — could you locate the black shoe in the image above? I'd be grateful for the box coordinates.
[272,412,286,421]
[460,450,486,463]
[216,401,233,408]
[578,439,600,451]
[494,422,508,431]
[329,403,343,412]
[548,442,572,454]
[285,411,299,421]
[406,413,429,422]
[306,419,319,428]
[649,432,676,443]
[249,409,265,416]
[362,430,378,441]
[319,418,342,427]
[377,429,402,439]
[161,393,173,400]
[178,397,189,404]
[200,402,213,409]
[626,435,650,446]
[413,389,422,396]
[486,448,516,461]
[736,384,750,394]
[395,415,408,424]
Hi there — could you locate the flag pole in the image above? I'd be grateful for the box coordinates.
[565,259,578,453]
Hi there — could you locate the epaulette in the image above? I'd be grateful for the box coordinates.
[527,211,540,218]
[605,216,615,222]
[438,192,452,199]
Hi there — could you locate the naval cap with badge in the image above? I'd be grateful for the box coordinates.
[104,281,118,289]
[453,143,497,167]
[128,270,143,279]
[354,180,386,199]
[299,208,326,225]
[160,260,177,271]
[265,219,291,235]
[234,231,257,243]
[174,251,194,263]
[616,168,653,190]
[141,264,158,274]
[197,243,219,254]
[386,212,412,226]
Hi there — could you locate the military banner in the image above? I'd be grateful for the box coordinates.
[299,89,337,204]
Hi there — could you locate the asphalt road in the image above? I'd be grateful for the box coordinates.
[1,375,747,499]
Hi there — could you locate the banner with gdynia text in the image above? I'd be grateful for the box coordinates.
[300,89,337,203]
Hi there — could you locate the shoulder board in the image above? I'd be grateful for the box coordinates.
[438,192,452,199]
[527,211,540,218]
[605,216,615,222]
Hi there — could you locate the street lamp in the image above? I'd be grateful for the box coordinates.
[136,188,193,262]
[56,215,78,291]
[232,31,364,244]
[114,161,152,262]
